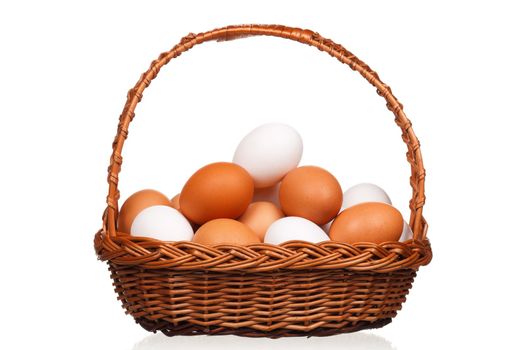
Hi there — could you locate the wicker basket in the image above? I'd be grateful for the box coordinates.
[94,24,432,338]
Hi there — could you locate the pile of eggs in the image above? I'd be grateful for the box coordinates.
[118,123,413,246]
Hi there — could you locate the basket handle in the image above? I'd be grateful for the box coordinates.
[103,24,427,241]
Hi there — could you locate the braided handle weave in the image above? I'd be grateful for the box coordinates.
[103,24,427,241]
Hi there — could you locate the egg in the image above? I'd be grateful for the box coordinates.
[279,166,342,225]
[117,189,171,233]
[238,201,284,240]
[252,183,281,206]
[170,194,180,210]
[130,205,194,241]
[180,162,254,225]
[233,123,303,188]
[193,219,260,246]
[264,216,330,245]
[329,202,403,244]
[322,183,391,233]
[399,221,413,241]
[342,183,392,209]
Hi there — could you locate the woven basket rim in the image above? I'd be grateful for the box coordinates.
[94,226,432,273]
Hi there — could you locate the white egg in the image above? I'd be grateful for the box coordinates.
[264,216,330,245]
[399,221,413,242]
[342,183,392,209]
[233,123,303,188]
[131,205,194,241]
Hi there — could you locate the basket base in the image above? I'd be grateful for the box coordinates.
[136,318,392,338]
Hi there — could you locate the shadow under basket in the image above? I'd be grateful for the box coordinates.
[94,24,433,338]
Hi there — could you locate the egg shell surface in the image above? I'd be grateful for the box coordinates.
[238,201,284,240]
[233,123,303,188]
[117,189,171,233]
[193,219,260,246]
[130,205,194,242]
[180,162,254,225]
[342,183,392,209]
[279,166,342,225]
[264,216,330,245]
[329,202,403,244]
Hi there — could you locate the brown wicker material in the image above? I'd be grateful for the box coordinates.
[94,24,432,338]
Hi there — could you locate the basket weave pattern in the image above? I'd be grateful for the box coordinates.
[94,24,432,337]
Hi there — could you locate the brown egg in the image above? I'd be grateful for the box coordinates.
[193,219,261,246]
[329,202,403,244]
[238,201,284,240]
[279,166,342,225]
[117,189,171,233]
[180,162,254,224]
[170,194,181,210]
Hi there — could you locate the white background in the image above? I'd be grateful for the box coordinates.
[1,1,526,349]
